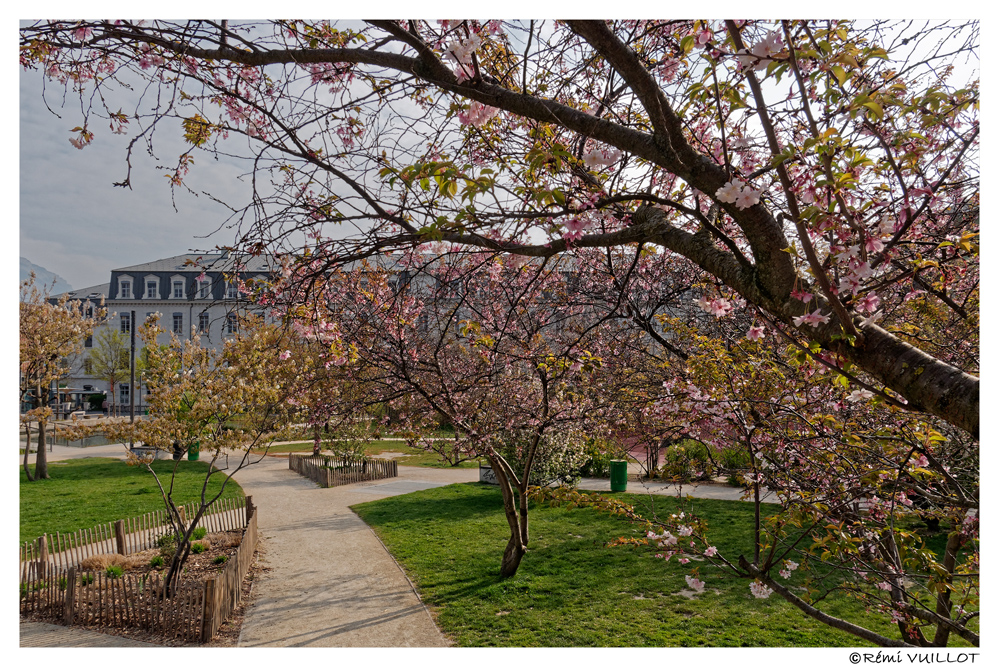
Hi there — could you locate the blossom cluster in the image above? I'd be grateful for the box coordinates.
[695,296,732,318]
[458,100,499,128]
[736,30,783,71]
[715,179,762,209]
[582,145,622,169]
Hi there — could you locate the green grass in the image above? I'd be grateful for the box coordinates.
[20,457,244,545]
[352,483,902,647]
[259,439,482,468]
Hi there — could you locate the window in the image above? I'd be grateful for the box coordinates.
[146,281,158,299]
[119,384,130,405]
[198,279,211,299]
[172,280,185,299]
[83,358,93,375]
[120,313,131,333]
[172,313,184,335]
[225,313,237,334]
[198,312,209,333]
[84,335,92,348]
[120,280,132,299]
[226,281,239,299]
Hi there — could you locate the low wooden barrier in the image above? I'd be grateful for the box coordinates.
[289,454,398,487]
[19,497,258,643]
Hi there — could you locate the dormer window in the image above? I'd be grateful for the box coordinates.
[119,279,132,299]
[144,275,159,299]
[226,281,239,299]
[198,278,211,299]
[170,275,186,299]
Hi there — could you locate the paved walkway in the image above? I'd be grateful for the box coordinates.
[19,621,160,647]
[20,443,768,647]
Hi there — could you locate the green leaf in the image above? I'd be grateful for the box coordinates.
[830,65,848,87]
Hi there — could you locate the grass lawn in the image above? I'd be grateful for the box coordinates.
[20,457,244,545]
[352,482,902,647]
[259,439,482,468]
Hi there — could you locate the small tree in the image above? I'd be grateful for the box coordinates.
[105,314,302,593]
[87,327,130,416]
[19,274,103,480]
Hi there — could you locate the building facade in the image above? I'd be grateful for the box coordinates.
[50,252,274,413]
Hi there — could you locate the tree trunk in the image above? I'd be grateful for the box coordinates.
[487,452,527,578]
[500,533,526,578]
[22,423,34,482]
[35,418,49,480]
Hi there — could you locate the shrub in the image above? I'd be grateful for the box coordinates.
[105,565,123,579]
[149,555,164,567]
[155,532,176,548]
[190,542,206,554]
[578,438,614,478]
[192,526,207,540]
[213,555,228,565]
[494,428,590,487]
[80,573,94,586]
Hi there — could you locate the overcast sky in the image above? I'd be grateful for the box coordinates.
[19,65,253,291]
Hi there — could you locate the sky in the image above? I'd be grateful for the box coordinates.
[19,65,250,291]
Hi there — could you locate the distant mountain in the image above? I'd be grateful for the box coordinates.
[20,257,73,294]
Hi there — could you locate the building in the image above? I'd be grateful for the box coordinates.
[49,252,274,413]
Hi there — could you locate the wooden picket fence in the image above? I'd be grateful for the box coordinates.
[19,496,248,577]
[289,454,398,487]
[19,497,258,643]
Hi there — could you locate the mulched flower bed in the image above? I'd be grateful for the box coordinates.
[21,528,263,646]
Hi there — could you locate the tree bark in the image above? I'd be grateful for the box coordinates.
[486,452,527,578]
[22,423,34,482]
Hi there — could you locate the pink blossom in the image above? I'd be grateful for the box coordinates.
[792,309,830,328]
[279,350,291,360]
[677,525,693,537]
[734,186,761,210]
[779,569,791,579]
[749,580,773,599]
[704,546,718,557]
[678,557,690,565]
[790,289,813,303]
[856,293,880,314]
[715,180,743,203]
[685,575,705,593]
[582,146,622,169]
[458,101,498,128]
[746,324,765,341]
[865,236,884,253]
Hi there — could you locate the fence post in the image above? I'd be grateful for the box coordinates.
[64,567,76,625]
[36,535,49,579]
[114,520,127,555]
[245,496,254,525]
[178,505,187,528]
[201,578,216,643]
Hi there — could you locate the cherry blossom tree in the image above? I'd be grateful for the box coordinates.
[20,18,979,639]
[19,274,105,480]
[265,248,645,576]
[103,314,302,592]
[19,19,979,436]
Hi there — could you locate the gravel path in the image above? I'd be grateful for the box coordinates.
[233,456,477,647]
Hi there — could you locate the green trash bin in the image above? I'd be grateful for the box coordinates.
[187,443,200,461]
[610,460,628,492]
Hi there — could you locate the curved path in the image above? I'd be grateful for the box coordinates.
[233,456,476,647]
